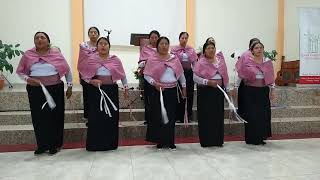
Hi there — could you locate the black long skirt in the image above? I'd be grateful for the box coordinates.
[242,85,272,144]
[237,80,245,118]
[176,69,194,121]
[86,84,119,151]
[143,79,151,123]
[145,86,177,146]
[80,78,89,119]
[26,82,65,150]
[197,85,224,147]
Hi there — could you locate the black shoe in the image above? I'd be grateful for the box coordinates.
[56,147,62,152]
[246,141,256,145]
[143,121,148,125]
[34,149,46,155]
[246,141,263,145]
[156,144,163,149]
[49,149,58,155]
[169,145,176,150]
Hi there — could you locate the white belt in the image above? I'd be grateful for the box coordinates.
[40,83,56,110]
[98,85,118,117]
[160,84,188,125]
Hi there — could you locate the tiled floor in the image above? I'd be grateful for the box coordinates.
[0,139,320,180]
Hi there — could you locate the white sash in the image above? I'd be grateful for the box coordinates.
[98,85,118,117]
[217,85,247,123]
[40,83,56,110]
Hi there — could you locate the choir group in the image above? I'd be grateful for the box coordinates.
[16,27,276,155]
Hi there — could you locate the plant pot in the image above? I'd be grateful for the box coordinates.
[0,79,4,90]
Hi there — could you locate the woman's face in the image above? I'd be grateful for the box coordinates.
[205,44,216,59]
[88,28,99,42]
[179,33,188,47]
[34,33,49,50]
[252,43,264,57]
[157,38,169,55]
[97,39,110,55]
[149,33,159,47]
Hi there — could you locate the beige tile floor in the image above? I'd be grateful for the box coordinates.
[0,139,320,180]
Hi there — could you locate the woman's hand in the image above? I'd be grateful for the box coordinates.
[90,79,102,87]
[207,80,218,87]
[66,87,72,99]
[153,81,162,91]
[182,87,187,98]
[27,78,41,86]
[270,88,276,102]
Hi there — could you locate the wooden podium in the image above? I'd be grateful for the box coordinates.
[130,33,149,46]
[275,59,300,86]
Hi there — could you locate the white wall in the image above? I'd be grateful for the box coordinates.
[5,0,318,85]
[195,0,278,83]
[284,0,320,61]
[84,0,186,46]
[1,0,72,84]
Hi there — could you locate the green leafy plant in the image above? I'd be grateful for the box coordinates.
[134,69,144,90]
[264,50,278,61]
[0,40,24,74]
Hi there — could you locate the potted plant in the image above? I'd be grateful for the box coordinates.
[0,40,24,89]
[231,50,278,61]
[264,50,278,61]
[133,68,145,99]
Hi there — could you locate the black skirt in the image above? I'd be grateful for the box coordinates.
[176,69,194,121]
[80,78,89,119]
[242,85,272,144]
[145,86,178,146]
[143,79,152,123]
[197,85,224,147]
[86,84,119,151]
[26,82,65,150]
[237,80,245,118]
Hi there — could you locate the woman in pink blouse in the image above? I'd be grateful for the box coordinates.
[193,41,229,147]
[236,41,276,145]
[78,37,128,151]
[16,32,73,155]
[138,30,160,125]
[144,36,186,150]
[171,32,198,123]
[78,26,100,123]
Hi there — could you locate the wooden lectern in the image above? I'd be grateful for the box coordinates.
[130,33,149,46]
[275,58,300,86]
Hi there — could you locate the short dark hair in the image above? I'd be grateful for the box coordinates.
[202,41,215,54]
[96,37,110,48]
[156,36,170,52]
[88,26,100,35]
[34,32,50,43]
[149,30,160,39]
[179,32,189,39]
